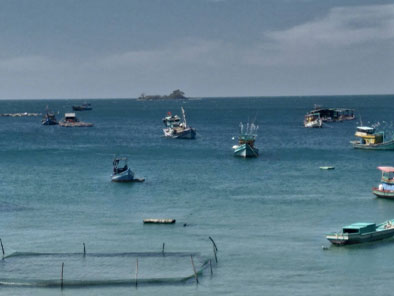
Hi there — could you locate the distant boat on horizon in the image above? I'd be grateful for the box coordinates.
[72,103,92,111]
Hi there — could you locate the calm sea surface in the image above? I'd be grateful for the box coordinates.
[0,95,394,295]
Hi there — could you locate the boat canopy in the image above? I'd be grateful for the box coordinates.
[65,113,76,118]
[377,166,394,173]
[357,126,375,134]
[343,223,376,234]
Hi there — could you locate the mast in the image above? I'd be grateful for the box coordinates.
[181,107,187,127]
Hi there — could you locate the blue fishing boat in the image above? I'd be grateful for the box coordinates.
[326,220,394,245]
[162,107,196,139]
[41,112,58,125]
[232,122,259,158]
[350,126,394,150]
[111,157,144,183]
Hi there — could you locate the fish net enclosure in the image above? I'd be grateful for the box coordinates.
[0,251,211,288]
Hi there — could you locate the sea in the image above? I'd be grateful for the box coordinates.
[0,95,394,295]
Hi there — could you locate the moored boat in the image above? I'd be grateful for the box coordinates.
[306,106,355,122]
[372,166,394,198]
[350,126,394,150]
[41,112,58,125]
[162,107,196,139]
[326,220,394,245]
[304,113,322,128]
[111,157,144,183]
[232,122,259,158]
[72,103,92,111]
[59,113,93,127]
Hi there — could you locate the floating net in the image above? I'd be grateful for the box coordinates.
[0,251,210,288]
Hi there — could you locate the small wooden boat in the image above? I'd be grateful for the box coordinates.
[326,220,394,245]
[162,107,196,139]
[233,122,259,158]
[72,103,92,111]
[59,113,93,127]
[372,166,394,198]
[111,157,145,183]
[304,113,322,128]
[41,112,58,125]
[350,126,394,150]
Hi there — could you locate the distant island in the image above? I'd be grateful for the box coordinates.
[138,89,188,100]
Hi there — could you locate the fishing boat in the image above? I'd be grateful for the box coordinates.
[111,157,144,183]
[59,113,93,127]
[162,107,196,139]
[350,126,394,150]
[232,122,259,158]
[306,106,355,122]
[326,220,394,245]
[72,103,92,111]
[41,111,58,125]
[372,166,394,198]
[304,113,322,128]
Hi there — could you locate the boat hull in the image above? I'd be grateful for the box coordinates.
[163,127,196,139]
[351,139,394,150]
[372,188,394,199]
[111,169,135,182]
[59,121,93,127]
[42,119,58,125]
[327,228,394,245]
[233,144,259,158]
[72,106,92,111]
[304,120,322,128]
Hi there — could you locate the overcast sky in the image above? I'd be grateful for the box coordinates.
[0,0,393,99]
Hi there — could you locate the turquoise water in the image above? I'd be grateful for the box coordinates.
[0,95,394,295]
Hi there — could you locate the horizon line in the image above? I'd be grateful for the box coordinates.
[0,93,393,101]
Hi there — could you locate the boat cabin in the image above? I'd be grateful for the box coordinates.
[308,108,354,122]
[342,223,376,234]
[378,166,394,184]
[64,113,79,123]
[113,157,128,175]
[238,134,256,147]
[355,126,383,144]
[163,113,181,127]
[305,113,320,122]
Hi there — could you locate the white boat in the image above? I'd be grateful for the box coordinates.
[59,113,93,127]
[162,107,196,139]
[304,113,322,128]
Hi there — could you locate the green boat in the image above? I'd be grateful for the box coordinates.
[232,122,259,158]
[350,126,394,150]
[326,220,394,245]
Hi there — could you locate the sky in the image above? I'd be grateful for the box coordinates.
[0,0,393,99]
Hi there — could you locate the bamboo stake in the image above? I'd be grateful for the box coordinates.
[209,259,213,276]
[0,239,4,258]
[135,258,139,287]
[213,245,218,263]
[83,243,86,256]
[162,243,165,256]
[61,262,64,289]
[190,255,199,284]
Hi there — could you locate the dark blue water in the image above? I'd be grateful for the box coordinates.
[0,95,393,295]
